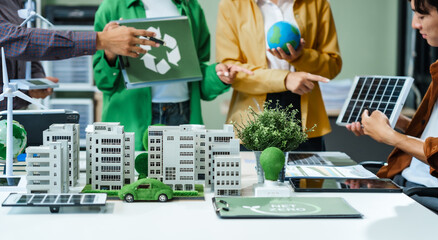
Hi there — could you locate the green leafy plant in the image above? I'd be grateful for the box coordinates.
[233,101,314,152]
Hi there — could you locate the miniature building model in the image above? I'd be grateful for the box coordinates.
[26,141,69,194]
[148,124,241,194]
[43,124,80,186]
[86,122,135,191]
[214,155,241,196]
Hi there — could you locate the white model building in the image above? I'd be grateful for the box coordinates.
[214,155,241,196]
[86,122,135,191]
[26,141,69,194]
[148,124,241,195]
[43,124,80,186]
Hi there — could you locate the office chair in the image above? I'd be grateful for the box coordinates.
[360,161,438,214]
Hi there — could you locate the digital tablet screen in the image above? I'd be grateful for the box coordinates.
[289,178,402,193]
[0,177,21,186]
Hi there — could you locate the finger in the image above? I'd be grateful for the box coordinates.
[135,38,160,47]
[361,109,370,120]
[229,65,253,75]
[270,48,281,58]
[124,51,140,58]
[286,43,295,55]
[277,47,289,59]
[133,29,156,38]
[306,73,330,83]
[45,76,59,83]
[130,46,147,55]
[303,80,315,90]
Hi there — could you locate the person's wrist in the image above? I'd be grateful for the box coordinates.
[96,32,105,50]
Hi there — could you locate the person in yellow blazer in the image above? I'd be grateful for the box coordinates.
[216,0,342,150]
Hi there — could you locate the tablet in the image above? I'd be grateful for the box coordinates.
[289,178,402,193]
[10,78,59,90]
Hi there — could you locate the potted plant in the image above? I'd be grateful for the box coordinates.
[233,101,314,182]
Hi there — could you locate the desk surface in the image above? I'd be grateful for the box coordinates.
[1,152,437,240]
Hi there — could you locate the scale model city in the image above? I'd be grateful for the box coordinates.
[23,122,242,201]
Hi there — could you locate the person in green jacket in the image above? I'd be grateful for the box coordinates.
[93,0,251,150]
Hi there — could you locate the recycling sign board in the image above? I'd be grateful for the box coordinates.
[118,16,203,89]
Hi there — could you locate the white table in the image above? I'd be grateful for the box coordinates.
[0,152,437,240]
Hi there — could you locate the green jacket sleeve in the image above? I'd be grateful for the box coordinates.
[92,2,123,95]
[189,1,230,101]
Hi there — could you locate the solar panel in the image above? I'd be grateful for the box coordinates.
[2,193,107,213]
[336,76,413,128]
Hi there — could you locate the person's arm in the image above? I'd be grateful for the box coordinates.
[215,0,289,96]
[0,19,96,61]
[359,110,427,163]
[290,0,342,79]
[92,3,122,95]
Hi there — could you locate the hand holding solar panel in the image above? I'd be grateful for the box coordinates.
[337,76,413,129]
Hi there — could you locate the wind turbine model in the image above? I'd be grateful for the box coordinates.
[17,0,54,79]
[0,47,48,177]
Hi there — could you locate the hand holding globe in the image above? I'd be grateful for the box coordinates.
[267,21,304,62]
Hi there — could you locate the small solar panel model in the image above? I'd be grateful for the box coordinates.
[336,76,413,128]
[2,193,107,213]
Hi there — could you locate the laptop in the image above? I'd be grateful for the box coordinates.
[286,151,356,166]
[0,109,79,147]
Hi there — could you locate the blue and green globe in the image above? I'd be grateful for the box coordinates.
[267,21,301,55]
[0,120,27,160]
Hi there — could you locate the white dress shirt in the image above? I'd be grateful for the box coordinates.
[257,0,298,72]
[402,100,438,187]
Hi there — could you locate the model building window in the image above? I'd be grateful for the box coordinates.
[165,167,176,180]
[185,184,193,191]
[149,131,163,136]
[156,154,161,159]
[150,154,155,159]
[150,147,155,151]
[156,162,161,166]
[156,139,161,143]
[156,170,161,175]
[150,139,155,143]
[167,136,174,140]
[156,147,161,151]
[150,170,155,174]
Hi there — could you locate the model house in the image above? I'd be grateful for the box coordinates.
[147,124,241,195]
[43,123,80,187]
[86,122,135,191]
[26,141,69,194]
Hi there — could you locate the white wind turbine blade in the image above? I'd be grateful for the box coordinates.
[35,13,54,27]
[1,48,9,89]
[13,91,48,109]
[17,9,29,19]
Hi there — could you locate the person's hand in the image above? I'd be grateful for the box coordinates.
[361,109,396,144]
[285,72,329,95]
[97,25,160,58]
[102,22,120,63]
[216,64,254,85]
[28,76,59,99]
[346,121,365,136]
[267,38,305,62]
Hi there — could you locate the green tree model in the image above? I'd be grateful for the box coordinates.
[135,153,148,179]
[234,101,312,151]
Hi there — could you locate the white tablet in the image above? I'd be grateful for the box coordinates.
[10,78,59,90]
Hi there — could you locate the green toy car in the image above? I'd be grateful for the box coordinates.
[118,178,174,203]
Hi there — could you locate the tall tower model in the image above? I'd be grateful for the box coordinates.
[43,124,80,186]
[86,122,135,191]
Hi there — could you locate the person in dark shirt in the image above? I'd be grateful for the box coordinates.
[0,0,158,110]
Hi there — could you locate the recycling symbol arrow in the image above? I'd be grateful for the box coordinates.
[139,27,181,75]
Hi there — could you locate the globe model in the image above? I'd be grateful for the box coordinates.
[0,120,27,160]
[267,21,301,55]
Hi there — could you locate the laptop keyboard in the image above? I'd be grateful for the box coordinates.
[287,153,331,165]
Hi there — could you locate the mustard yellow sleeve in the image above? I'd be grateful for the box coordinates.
[215,0,289,95]
[291,0,342,79]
